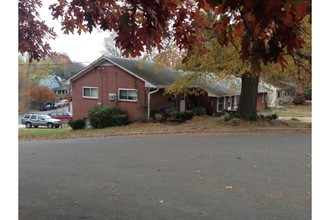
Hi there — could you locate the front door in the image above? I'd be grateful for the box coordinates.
[169,94,177,111]
[180,95,185,112]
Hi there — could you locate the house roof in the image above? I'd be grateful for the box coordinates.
[198,76,271,97]
[39,74,63,90]
[259,79,297,91]
[70,56,271,96]
[70,56,181,88]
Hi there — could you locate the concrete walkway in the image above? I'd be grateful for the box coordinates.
[279,116,312,123]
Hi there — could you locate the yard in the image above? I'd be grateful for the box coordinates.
[19,102,311,141]
[261,101,312,117]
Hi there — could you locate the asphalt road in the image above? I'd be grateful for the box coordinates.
[19,133,311,220]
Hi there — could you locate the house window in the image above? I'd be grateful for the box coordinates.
[227,96,232,108]
[118,89,137,101]
[217,97,224,112]
[83,87,98,99]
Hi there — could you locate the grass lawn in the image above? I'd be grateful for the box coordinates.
[19,102,311,141]
[260,102,312,117]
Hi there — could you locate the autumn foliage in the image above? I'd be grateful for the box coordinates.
[19,0,57,62]
[29,86,56,105]
[19,0,311,119]
[48,0,310,71]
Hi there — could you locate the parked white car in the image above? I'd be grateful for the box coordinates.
[21,113,61,128]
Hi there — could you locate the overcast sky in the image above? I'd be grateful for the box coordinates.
[39,1,110,64]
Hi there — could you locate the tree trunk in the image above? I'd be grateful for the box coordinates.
[237,72,259,120]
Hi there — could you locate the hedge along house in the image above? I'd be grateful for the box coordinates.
[69,56,185,121]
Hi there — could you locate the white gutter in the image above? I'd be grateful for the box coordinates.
[147,88,160,120]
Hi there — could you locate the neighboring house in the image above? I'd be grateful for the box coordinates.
[53,78,70,95]
[70,56,271,121]
[39,74,70,95]
[259,80,296,108]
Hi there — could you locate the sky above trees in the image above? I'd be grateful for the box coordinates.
[38,1,109,64]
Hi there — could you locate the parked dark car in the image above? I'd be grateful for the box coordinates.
[21,113,61,128]
[49,111,73,121]
[39,104,57,111]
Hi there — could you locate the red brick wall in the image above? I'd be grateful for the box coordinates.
[150,89,173,111]
[257,93,267,110]
[72,65,151,121]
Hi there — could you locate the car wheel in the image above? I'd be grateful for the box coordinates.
[25,122,32,128]
[34,126,39,128]
[55,125,60,128]
[47,123,54,128]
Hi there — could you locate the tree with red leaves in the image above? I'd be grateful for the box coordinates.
[29,86,56,109]
[23,0,310,119]
[19,0,57,62]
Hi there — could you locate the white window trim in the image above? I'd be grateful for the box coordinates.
[82,86,98,99]
[118,88,138,102]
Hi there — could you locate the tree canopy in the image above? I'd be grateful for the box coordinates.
[19,0,57,62]
[19,0,311,119]
[48,0,310,71]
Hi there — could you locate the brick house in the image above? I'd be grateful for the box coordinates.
[70,56,184,121]
[70,56,268,121]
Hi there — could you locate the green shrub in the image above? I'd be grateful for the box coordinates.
[293,96,305,105]
[154,113,165,122]
[184,111,194,120]
[223,115,231,122]
[169,111,194,122]
[189,106,206,115]
[266,113,278,121]
[88,105,128,128]
[113,115,129,126]
[228,117,241,126]
[68,119,86,130]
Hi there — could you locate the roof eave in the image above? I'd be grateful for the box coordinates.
[69,56,108,83]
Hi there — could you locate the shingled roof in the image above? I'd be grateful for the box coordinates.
[70,56,271,96]
[198,76,270,97]
[70,56,181,88]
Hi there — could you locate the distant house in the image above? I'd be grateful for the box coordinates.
[39,74,70,95]
[259,80,296,108]
[70,56,270,121]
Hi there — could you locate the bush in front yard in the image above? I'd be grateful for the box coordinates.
[228,117,241,126]
[88,105,128,128]
[266,113,278,121]
[293,96,305,105]
[113,115,129,126]
[169,111,194,122]
[68,119,86,130]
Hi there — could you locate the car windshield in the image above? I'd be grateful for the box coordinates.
[43,115,52,119]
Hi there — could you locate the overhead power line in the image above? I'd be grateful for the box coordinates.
[18,61,90,66]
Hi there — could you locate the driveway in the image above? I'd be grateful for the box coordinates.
[19,133,311,220]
